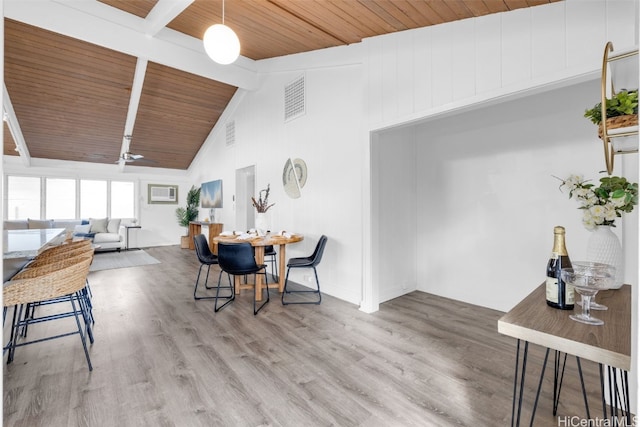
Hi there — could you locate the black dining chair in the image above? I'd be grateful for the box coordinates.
[282,235,327,305]
[193,234,222,300]
[217,242,269,315]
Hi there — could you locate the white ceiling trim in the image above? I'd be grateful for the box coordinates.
[118,58,149,172]
[3,83,31,167]
[144,0,194,36]
[5,0,259,90]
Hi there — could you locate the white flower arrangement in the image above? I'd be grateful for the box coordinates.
[558,174,638,230]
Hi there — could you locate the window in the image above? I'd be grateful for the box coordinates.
[111,181,135,218]
[46,178,76,219]
[5,176,135,220]
[80,180,107,219]
[7,176,40,219]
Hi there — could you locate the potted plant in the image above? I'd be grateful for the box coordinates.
[584,89,638,136]
[251,184,275,233]
[175,185,201,248]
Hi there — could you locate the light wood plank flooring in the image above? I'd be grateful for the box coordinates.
[4,245,604,426]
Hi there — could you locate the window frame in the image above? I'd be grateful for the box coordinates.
[3,175,137,220]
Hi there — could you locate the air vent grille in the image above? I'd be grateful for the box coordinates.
[226,120,235,146]
[284,75,305,121]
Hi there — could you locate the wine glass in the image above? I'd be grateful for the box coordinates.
[575,262,616,311]
[561,262,616,326]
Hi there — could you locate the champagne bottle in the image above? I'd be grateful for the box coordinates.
[546,226,574,309]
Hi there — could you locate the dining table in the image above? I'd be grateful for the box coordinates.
[3,228,67,281]
[213,232,303,300]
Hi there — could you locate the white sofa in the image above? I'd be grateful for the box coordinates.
[3,218,127,251]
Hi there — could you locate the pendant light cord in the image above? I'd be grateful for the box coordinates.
[222,0,225,25]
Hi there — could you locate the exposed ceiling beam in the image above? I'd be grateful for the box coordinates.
[5,0,258,90]
[118,58,148,172]
[145,0,194,36]
[3,83,31,167]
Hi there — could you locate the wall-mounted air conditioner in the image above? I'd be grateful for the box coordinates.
[148,184,178,204]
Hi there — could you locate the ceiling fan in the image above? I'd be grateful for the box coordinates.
[117,151,145,163]
[116,135,152,164]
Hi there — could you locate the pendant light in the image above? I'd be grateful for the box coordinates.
[203,0,240,65]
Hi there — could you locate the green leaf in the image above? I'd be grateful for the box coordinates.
[611,189,626,199]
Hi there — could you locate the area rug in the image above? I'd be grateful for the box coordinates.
[89,250,161,272]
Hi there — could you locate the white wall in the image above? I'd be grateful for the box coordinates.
[363,0,638,312]
[371,128,417,302]
[413,79,629,311]
[365,0,638,130]
[189,62,366,305]
[372,78,640,312]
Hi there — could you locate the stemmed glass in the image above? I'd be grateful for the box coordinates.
[561,262,616,326]
[574,262,615,311]
[576,292,608,311]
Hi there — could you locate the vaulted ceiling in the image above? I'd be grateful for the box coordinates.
[3,0,560,170]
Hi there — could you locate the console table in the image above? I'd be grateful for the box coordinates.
[498,283,631,426]
[188,222,222,253]
[124,224,141,250]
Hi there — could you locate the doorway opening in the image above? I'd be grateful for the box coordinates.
[235,165,255,232]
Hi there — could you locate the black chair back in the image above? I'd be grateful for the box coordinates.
[193,234,216,264]
[218,242,262,275]
[309,235,328,267]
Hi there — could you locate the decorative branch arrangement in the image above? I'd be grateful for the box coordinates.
[252,184,275,213]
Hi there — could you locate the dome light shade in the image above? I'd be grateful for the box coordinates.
[203,24,240,65]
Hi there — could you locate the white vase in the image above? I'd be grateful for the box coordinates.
[586,225,624,289]
[255,212,270,235]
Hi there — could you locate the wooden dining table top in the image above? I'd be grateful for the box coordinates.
[212,233,304,247]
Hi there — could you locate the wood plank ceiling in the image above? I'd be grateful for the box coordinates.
[3,0,561,170]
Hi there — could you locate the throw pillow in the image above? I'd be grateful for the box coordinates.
[107,218,121,234]
[74,224,91,234]
[28,219,53,229]
[75,232,96,239]
[73,224,94,239]
[89,217,108,233]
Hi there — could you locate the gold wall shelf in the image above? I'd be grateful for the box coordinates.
[600,42,639,175]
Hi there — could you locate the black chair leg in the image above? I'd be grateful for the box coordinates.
[281,267,322,305]
[203,264,215,289]
[214,271,235,312]
[253,270,270,315]
[267,256,278,283]
[194,264,217,300]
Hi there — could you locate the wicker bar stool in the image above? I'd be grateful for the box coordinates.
[14,250,96,328]
[33,239,92,261]
[26,243,96,309]
[27,244,93,269]
[3,256,94,370]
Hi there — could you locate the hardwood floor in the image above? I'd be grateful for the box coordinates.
[4,245,604,426]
